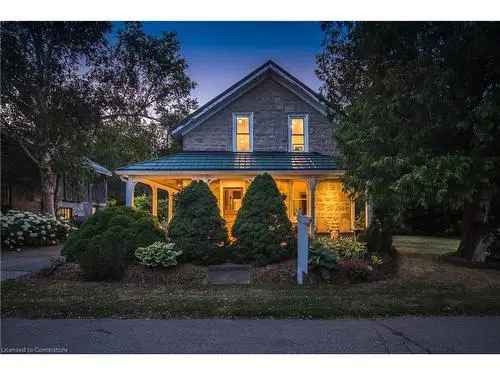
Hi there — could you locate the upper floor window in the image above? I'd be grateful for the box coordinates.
[232,113,253,152]
[288,114,309,152]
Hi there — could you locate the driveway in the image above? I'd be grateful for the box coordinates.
[2,316,500,354]
[1,245,63,281]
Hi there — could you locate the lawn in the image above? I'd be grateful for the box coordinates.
[393,235,460,255]
[2,235,500,319]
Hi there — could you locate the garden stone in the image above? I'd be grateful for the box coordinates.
[207,264,251,285]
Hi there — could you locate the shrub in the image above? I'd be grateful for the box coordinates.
[135,240,181,268]
[366,221,394,254]
[338,259,372,282]
[168,181,229,264]
[232,173,295,265]
[79,233,127,281]
[1,209,76,249]
[312,236,367,260]
[62,206,164,262]
[309,240,338,270]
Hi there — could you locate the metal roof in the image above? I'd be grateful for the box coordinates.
[84,157,113,176]
[115,152,338,173]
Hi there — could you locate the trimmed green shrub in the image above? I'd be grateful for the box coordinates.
[62,206,164,262]
[231,173,295,265]
[79,233,127,281]
[168,181,229,264]
[135,240,181,268]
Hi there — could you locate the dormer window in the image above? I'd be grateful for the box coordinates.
[232,113,253,152]
[288,114,309,152]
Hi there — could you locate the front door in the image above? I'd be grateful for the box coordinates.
[223,187,243,230]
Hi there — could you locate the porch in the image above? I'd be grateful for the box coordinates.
[121,174,369,235]
[115,152,372,235]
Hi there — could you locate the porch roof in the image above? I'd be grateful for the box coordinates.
[115,151,338,174]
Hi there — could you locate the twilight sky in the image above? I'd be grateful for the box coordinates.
[126,22,325,106]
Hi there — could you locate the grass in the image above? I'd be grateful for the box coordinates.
[393,235,460,255]
[2,235,500,319]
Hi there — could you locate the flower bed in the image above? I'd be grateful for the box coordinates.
[1,209,76,249]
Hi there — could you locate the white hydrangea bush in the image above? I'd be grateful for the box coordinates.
[135,240,181,268]
[1,210,76,249]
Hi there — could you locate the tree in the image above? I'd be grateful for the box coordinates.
[167,181,229,264]
[232,174,295,265]
[1,22,110,214]
[317,22,500,260]
[1,22,196,215]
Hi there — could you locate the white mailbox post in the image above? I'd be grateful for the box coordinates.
[297,211,312,285]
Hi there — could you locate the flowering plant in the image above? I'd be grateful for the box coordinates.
[1,209,76,249]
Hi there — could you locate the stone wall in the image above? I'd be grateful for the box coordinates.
[182,73,335,155]
[315,180,352,233]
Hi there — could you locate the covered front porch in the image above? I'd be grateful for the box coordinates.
[120,173,369,235]
[115,152,371,235]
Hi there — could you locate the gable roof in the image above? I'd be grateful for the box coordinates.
[115,151,338,174]
[83,157,112,176]
[172,60,328,138]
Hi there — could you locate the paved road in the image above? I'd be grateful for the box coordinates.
[2,316,500,353]
[1,246,63,281]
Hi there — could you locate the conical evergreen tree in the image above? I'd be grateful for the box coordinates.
[168,181,229,264]
[232,173,295,265]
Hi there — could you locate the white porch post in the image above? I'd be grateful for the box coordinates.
[306,177,317,236]
[365,197,373,228]
[168,192,174,223]
[125,178,137,208]
[152,186,158,217]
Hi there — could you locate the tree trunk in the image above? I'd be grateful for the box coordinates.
[458,187,493,262]
[40,159,58,216]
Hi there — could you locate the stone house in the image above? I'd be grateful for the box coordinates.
[116,60,369,234]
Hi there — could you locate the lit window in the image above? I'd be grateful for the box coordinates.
[292,181,308,217]
[289,115,308,152]
[233,113,253,152]
[56,207,73,221]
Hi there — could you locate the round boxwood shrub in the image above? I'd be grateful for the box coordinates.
[231,173,295,265]
[79,233,128,281]
[62,206,164,262]
[167,180,229,264]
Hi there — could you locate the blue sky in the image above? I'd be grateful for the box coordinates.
[135,22,325,106]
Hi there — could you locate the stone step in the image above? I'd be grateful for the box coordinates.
[207,263,251,285]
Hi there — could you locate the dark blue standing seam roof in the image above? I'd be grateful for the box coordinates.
[115,152,338,173]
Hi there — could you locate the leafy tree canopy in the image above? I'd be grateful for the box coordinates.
[1,21,196,214]
[317,22,500,260]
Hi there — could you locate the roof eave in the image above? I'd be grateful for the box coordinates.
[115,169,344,177]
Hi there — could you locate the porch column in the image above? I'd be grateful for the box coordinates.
[306,177,318,236]
[152,186,158,217]
[125,178,137,208]
[365,196,373,228]
[168,192,174,223]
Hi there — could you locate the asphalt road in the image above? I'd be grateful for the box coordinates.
[2,316,500,354]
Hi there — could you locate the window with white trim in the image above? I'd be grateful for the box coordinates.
[288,114,308,152]
[232,113,253,152]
